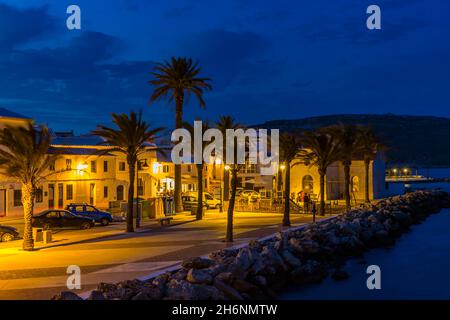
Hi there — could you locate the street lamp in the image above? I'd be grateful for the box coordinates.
[136,159,149,228]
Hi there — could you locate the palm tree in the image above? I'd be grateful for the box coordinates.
[183,121,211,220]
[326,124,361,210]
[215,116,242,242]
[279,133,302,227]
[299,129,341,219]
[149,57,212,213]
[92,112,164,232]
[359,126,381,203]
[215,116,240,202]
[0,124,57,251]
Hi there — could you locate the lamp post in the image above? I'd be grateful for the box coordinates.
[135,159,149,228]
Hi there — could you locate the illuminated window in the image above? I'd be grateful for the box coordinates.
[91,161,97,173]
[66,184,73,200]
[35,188,43,203]
[66,159,72,170]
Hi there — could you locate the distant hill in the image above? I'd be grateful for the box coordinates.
[255,114,450,167]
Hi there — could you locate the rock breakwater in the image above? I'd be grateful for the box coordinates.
[53,190,450,300]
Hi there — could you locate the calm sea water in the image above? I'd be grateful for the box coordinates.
[281,168,450,300]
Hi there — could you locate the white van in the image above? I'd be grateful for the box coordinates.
[183,192,222,209]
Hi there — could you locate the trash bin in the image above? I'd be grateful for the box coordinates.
[163,197,175,216]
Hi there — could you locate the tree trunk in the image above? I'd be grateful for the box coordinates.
[226,168,237,242]
[319,171,325,216]
[127,160,136,232]
[22,182,35,251]
[196,164,204,220]
[344,161,351,210]
[174,93,184,213]
[364,158,370,203]
[223,169,230,201]
[282,162,291,227]
[277,167,283,191]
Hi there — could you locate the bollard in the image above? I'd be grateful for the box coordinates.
[43,230,52,244]
[32,228,44,242]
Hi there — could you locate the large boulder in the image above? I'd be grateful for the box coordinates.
[182,257,215,269]
[213,279,244,300]
[166,279,223,300]
[281,250,302,268]
[187,268,213,284]
[51,291,83,300]
[290,260,327,285]
[131,285,162,300]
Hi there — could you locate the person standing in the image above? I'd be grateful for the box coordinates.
[304,193,310,213]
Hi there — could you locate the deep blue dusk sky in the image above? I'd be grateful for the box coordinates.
[0,0,449,133]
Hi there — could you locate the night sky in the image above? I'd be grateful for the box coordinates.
[0,0,449,133]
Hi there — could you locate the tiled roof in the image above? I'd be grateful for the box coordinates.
[0,107,31,119]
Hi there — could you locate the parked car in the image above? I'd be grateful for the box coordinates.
[66,203,113,226]
[0,225,19,242]
[32,210,95,230]
[183,192,222,209]
[240,190,261,201]
[181,195,208,211]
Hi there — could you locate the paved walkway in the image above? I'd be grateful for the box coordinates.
[0,211,326,299]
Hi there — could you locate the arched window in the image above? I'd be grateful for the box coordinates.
[302,175,314,192]
[351,176,360,192]
[117,185,124,201]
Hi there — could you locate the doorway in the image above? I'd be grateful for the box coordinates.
[58,183,64,208]
[90,183,95,205]
[48,184,55,208]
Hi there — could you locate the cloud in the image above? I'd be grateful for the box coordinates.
[176,29,270,89]
[0,27,156,131]
[0,4,55,52]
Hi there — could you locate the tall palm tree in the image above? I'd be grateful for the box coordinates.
[299,129,341,219]
[183,121,211,220]
[92,112,164,232]
[359,126,381,203]
[215,116,242,242]
[326,124,361,210]
[215,116,240,202]
[149,57,212,213]
[279,133,302,227]
[0,124,57,251]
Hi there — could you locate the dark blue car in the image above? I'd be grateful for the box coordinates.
[65,203,113,226]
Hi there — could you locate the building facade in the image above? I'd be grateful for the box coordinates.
[0,107,387,218]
